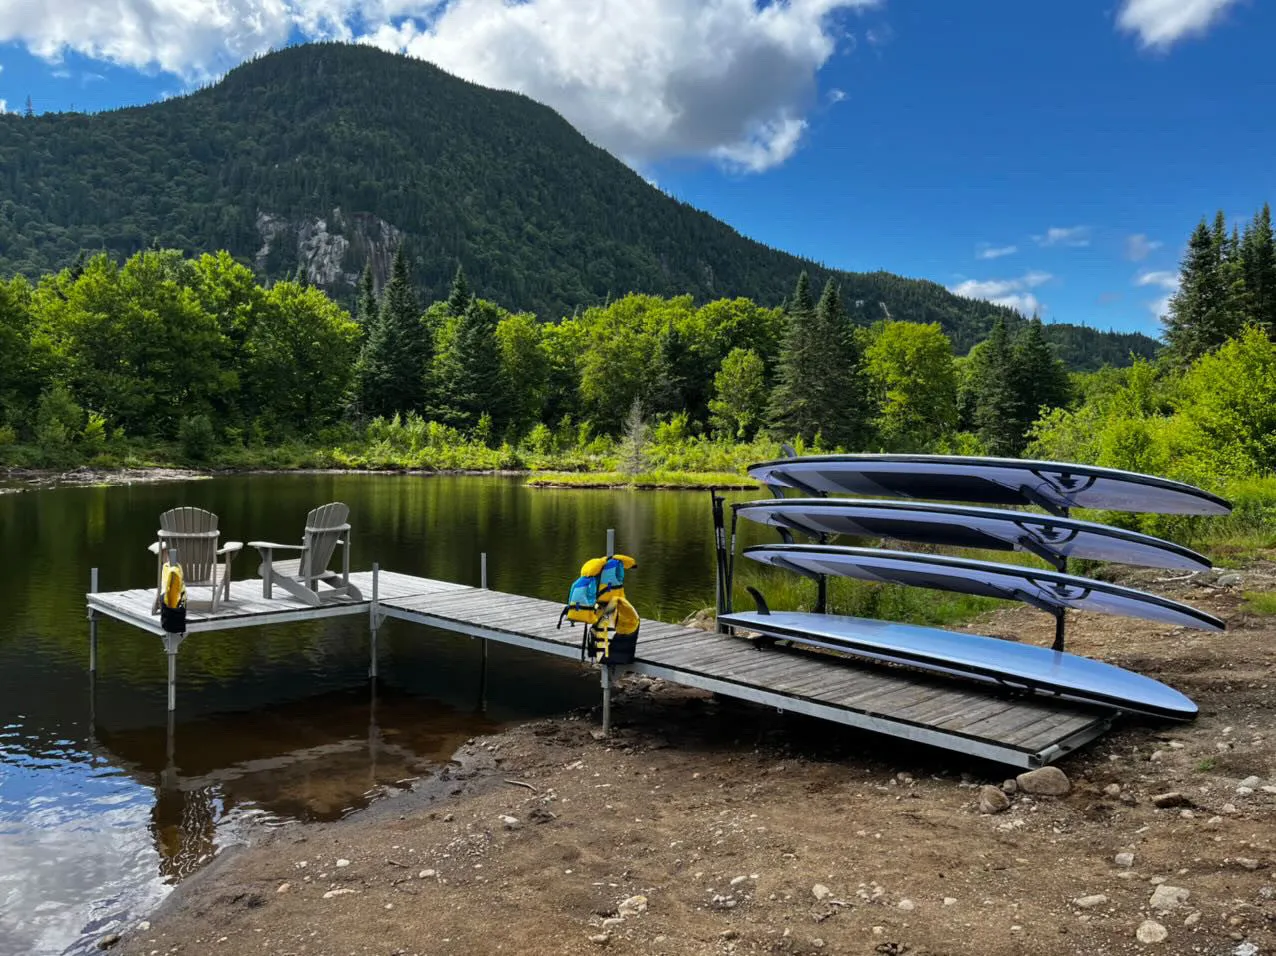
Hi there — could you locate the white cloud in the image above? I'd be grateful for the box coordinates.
[1117,0,1241,49]
[0,0,879,172]
[827,87,848,104]
[1033,226,1091,248]
[0,99,7,113]
[1126,233,1164,261]
[1135,269,1179,318]
[362,0,880,171]
[1135,270,1179,290]
[949,271,1052,316]
[976,243,1018,260]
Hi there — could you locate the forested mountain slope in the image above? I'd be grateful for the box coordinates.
[0,42,1155,368]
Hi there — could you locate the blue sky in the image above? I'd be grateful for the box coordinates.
[1,0,1272,336]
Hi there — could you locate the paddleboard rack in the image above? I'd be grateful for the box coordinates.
[710,452,1230,722]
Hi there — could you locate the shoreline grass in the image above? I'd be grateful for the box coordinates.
[526,470,757,490]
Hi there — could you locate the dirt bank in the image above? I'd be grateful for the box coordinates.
[115,570,1275,956]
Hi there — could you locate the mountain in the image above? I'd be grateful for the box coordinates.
[0,42,1156,369]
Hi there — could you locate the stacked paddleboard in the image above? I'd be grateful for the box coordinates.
[715,454,1230,721]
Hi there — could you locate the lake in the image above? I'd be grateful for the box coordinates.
[0,474,764,956]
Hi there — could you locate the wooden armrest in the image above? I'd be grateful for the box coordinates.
[248,541,305,551]
[218,541,244,555]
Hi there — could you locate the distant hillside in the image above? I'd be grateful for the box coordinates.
[0,42,1157,369]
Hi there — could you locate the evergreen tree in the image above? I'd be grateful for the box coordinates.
[293,263,309,288]
[431,298,506,431]
[1011,317,1071,439]
[1241,203,1276,335]
[354,247,429,419]
[966,317,1021,455]
[23,96,33,118]
[447,264,472,316]
[808,279,869,449]
[1164,214,1244,365]
[356,262,377,328]
[766,272,823,442]
[649,321,690,418]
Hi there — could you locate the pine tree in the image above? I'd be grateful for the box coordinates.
[23,96,33,118]
[1011,317,1071,441]
[293,263,309,288]
[446,264,472,316]
[1164,214,1245,365]
[1241,203,1276,336]
[766,272,822,442]
[356,263,377,328]
[618,398,650,475]
[967,317,1021,455]
[431,298,506,431]
[808,279,869,449]
[353,247,429,418]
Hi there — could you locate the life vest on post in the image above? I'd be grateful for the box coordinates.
[558,554,636,628]
[159,558,187,634]
[557,555,639,663]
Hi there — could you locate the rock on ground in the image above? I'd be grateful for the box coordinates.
[1149,885,1190,912]
[978,785,1010,814]
[1015,766,1071,796]
[1137,920,1169,944]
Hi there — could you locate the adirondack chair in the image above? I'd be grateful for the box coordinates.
[147,507,243,613]
[249,502,363,606]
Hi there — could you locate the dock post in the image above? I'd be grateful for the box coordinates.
[606,528,615,555]
[479,553,489,708]
[369,563,380,679]
[165,641,178,712]
[88,568,99,673]
[601,664,612,736]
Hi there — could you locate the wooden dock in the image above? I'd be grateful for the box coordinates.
[86,566,1116,770]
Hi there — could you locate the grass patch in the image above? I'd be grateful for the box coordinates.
[726,565,1010,630]
[526,470,757,490]
[1194,758,1216,773]
[1242,591,1276,616]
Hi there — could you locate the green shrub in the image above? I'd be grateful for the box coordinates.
[179,414,215,462]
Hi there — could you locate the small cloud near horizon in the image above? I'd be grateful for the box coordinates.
[1033,226,1090,248]
[976,243,1018,260]
[1126,233,1164,261]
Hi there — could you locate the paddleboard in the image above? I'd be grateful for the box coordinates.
[747,454,1232,516]
[718,609,1197,720]
[743,544,1224,631]
[734,499,1211,571]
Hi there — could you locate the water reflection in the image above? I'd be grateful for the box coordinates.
[0,476,764,955]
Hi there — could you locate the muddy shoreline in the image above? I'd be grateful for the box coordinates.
[109,577,1275,956]
[0,465,535,490]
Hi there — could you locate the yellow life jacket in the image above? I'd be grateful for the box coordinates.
[161,561,185,609]
[559,554,636,627]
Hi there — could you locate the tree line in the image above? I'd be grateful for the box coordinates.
[0,245,1077,467]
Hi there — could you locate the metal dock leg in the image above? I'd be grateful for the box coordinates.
[369,563,380,679]
[479,553,489,707]
[601,664,612,736]
[88,568,99,673]
[163,633,184,712]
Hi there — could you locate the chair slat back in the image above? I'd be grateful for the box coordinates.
[299,502,350,580]
[158,507,219,583]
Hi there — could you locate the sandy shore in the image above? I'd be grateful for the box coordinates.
[112,571,1275,956]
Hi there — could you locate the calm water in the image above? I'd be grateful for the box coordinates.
[0,475,761,956]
